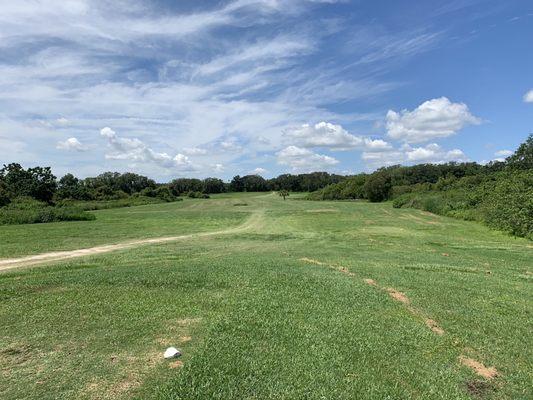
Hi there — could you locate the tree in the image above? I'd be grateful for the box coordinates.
[364,170,392,202]
[202,178,226,194]
[0,163,57,203]
[279,190,289,200]
[506,134,533,170]
[229,175,244,192]
[169,178,203,195]
[57,173,91,200]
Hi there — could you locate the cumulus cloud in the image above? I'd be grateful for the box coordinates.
[523,90,533,103]
[404,143,468,163]
[183,147,208,155]
[283,121,391,151]
[100,127,194,170]
[386,97,481,143]
[277,145,338,172]
[250,167,267,175]
[362,143,468,169]
[495,149,513,157]
[56,137,88,151]
[56,117,69,126]
[212,163,224,172]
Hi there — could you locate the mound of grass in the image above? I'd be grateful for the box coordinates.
[0,198,95,225]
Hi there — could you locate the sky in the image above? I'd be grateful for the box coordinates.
[0,0,532,181]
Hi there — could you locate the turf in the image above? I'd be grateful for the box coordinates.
[0,193,531,399]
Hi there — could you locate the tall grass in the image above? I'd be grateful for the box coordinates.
[0,198,95,225]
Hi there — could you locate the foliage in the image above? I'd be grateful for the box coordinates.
[278,190,289,200]
[0,197,95,225]
[140,185,178,202]
[480,170,533,238]
[188,191,210,199]
[505,134,532,170]
[364,170,392,202]
[0,163,57,203]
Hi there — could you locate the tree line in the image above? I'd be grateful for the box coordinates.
[0,167,345,207]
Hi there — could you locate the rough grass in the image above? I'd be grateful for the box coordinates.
[0,193,531,399]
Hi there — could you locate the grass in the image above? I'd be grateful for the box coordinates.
[0,193,531,399]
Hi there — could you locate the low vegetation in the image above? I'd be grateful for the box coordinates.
[309,135,533,239]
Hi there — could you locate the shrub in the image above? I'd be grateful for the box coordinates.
[187,191,210,199]
[480,171,533,239]
[364,171,392,202]
[0,197,95,225]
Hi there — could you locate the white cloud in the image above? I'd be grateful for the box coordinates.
[183,147,208,155]
[276,145,338,172]
[386,97,481,143]
[523,89,533,103]
[56,117,69,126]
[362,143,469,169]
[250,167,267,175]
[283,121,391,151]
[212,163,224,172]
[405,143,468,163]
[56,137,88,152]
[100,127,194,170]
[495,149,513,157]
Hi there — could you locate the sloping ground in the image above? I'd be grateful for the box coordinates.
[0,194,531,399]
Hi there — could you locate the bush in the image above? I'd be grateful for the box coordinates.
[364,171,392,202]
[481,171,533,239]
[0,197,95,225]
[187,191,210,199]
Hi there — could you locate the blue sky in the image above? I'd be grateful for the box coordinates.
[0,0,531,180]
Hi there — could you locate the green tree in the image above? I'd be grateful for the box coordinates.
[279,190,289,200]
[364,170,392,202]
[506,134,533,170]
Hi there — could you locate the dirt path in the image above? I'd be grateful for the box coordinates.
[0,211,263,272]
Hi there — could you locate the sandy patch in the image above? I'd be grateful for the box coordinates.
[168,360,184,369]
[386,288,410,305]
[459,356,499,380]
[363,278,377,286]
[299,257,326,266]
[424,319,445,335]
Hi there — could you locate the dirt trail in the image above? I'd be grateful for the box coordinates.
[0,211,264,272]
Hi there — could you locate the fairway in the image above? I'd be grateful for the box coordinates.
[1,193,531,399]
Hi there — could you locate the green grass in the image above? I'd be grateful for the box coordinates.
[0,193,531,399]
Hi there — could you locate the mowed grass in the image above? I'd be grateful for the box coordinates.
[0,193,531,399]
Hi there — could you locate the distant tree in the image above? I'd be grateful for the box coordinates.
[241,175,268,192]
[364,170,392,202]
[202,177,226,194]
[229,175,244,192]
[279,190,289,200]
[0,163,57,203]
[169,178,203,195]
[506,134,533,170]
[57,173,91,200]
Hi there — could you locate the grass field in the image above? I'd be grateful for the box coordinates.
[0,193,531,399]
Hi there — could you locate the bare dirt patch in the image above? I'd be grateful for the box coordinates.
[299,257,326,266]
[459,356,499,380]
[363,278,377,286]
[424,319,445,335]
[168,360,184,369]
[386,288,410,305]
